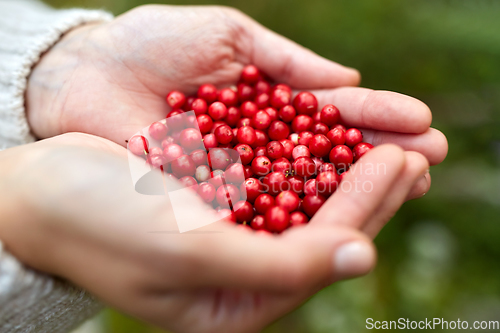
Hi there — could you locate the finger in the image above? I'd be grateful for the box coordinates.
[311,144,406,229]
[406,171,431,201]
[311,88,433,134]
[362,151,429,238]
[244,17,361,88]
[361,127,448,166]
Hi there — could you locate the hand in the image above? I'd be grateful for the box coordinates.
[26,5,447,172]
[0,133,428,333]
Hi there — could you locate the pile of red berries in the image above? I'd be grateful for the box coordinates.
[128,65,373,233]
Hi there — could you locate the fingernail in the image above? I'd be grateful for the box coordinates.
[333,241,375,281]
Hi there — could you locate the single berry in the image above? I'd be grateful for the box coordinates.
[254,93,270,109]
[233,200,255,224]
[252,110,272,130]
[218,87,238,106]
[345,128,363,147]
[309,134,332,158]
[263,172,290,195]
[195,165,211,182]
[216,184,240,208]
[265,206,290,233]
[190,149,208,166]
[271,157,292,175]
[255,80,271,95]
[208,101,228,120]
[270,88,291,109]
[293,156,316,178]
[166,90,186,109]
[266,141,284,160]
[237,126,257,145]
[279,139,294,160]
[320,104,341,126]
[214,124,234,144]
[148,122,168,141]
[163,143,183,162]
[241,101,259,118]
[327,128,346,146]
[240,178,263,203]
[179,176,199,191]
[234,144,254,165]
[224,106,241,127]
[268,120,290,141]
[329,145,353,170]
[254,130,270,147]
[208,148,232,170]
[191,98,208,115]
[241,65,260,84]
[302,194,326,217]
[166,110,185,131]
[304,179,318,196]
[288,176,305,196]
[203,133,218,149]
[254,193,275,215]
[316,171,340,196]
[238,117,252,128]
[237,83,256,102]
[197,84,217,103]
[290,211,309,226]
[129,135,149,156]
[252,155,272,176]
[171,155,196,178]
[292,115,313,133]
[293,92,318,116]
[292,145,311,160]
[250,215,266,230]
[279,105,296,123]
[353,142,374,161]
[197,182,216,203]
[312,122,329,135]
[275,190,300,212]
[179,128,203,151]
[225,163,245,184]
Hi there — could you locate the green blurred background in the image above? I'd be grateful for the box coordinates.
[46,0,500,332]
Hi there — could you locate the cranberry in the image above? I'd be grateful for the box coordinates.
[255,80,271,95]
[216,184,240,208]
[329,145,353,170]
[252,155,272,176]
[237,83,256,102]
[166,90,186,109]
[303,194,326,217]
[224,106,241,127]
[233,144,254,165]
[166,110,185,131]
[148,122,168,141]
[243,165,254,179]
[213,124,233,144]
[179,128,203,151]
[237,126,256,145]
[265,206,290,233]
[311,156,324,172]
[293,156,316,178]
[197,182,216,203]
[233,200,255,224]
[353,142,374,161]
[293,92,318,116]
[183,96,195,111]
[218,87,238,106]
[129,135,149,156]
[254,130,270,147]
[163,143,183,162]
[268,121,290,141]
[290,211,309,226]
[254,193,275,215]
[240,178,262,203]
[171,155,196,178]
[161,136,176,148]
[274,83,292,94]
[254,93,270,109]
[208,170,224,188]
[238,117,252,128]
[225,163,245,184]
[345,128,363,147]
[250,215,266,230]
[241,64,260,84]
[289,133,300,144]
[240,101,258,118]
[279,139,294,159]
[266,141,284,160]
[147,154,167,169]
[216,209,236,222]
[195,114,213,134]
[149,147,163,156]
[179,176,198,191]
[208,101,228,120]
[292,115,313,133]
[327,128,346,146]
[263,172,290,195]
[263,107,278,122]
[333,124,347,132]
[313,111,322,124]
[185,115,198,129]
[320,104,341,126]
[297,131,313,146]
[252,110,272,130]
[271,157,292,175]
[203,133,218,149]
[275,190,300,212]
[208,148,231,170]
[316,171,340,196]
[190,149,208,166]
[195,165,211,182]
[279,105,296,123]
[292,145,311,160]
[191,98,208,115]
[270,88,291,109]
[309,134,332,158]
[288,176,305,196]
[304,179,318,196]
[319,162,336,173]
[254,146,267,157]
[197,84,217,103]
[312,122,329,135]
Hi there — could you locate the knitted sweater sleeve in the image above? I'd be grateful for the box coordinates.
[0,0,114,331]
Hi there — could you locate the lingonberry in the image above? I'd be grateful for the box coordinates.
[297,131,313,146]
[279,139,294,160]
[234,144,254,165]
[183,96,196,111]
[329,145,354,170]
[149,146,163,157]
[218,87,238,106]
[312,122,329,135]
[211,121,226,133]
[252,110,272,130]
[292,145,311,160]
[179,128,203,151]
[179,176,199,191]
[250,215,266,230]
[238,118,252,128]
[208,170,224,188]
[237,83,255,102]
[320,104,340,126]
[312,111,322,124]
[243,165,254,179]
[353,142,374,161]
[191,98,208,115]
[304,179,318,196]
[289,133,300,145]
[240,178,262,203]
[345,128,363,147]
[197,84,217,103]
[148,122,168,141]
[190,149,208,166]
[293,156,316,178]
[185,115,198,129]
[166,110,185,131]
[333,124,346,132]
[241,101,258,118]
[163,143,183,162]
[237,126,257,145]
[273,83,292,94]
[241,64,260,84]
[316,171,340,196]
[270,88,291,109]
[197,182,216,203]
[327,127,346,146]
[271,157,292,175]
[309,134,332,158]
[166,90,186,109]
[161,136,176,148]
[302,194,326,218]
[254,193,275,215]
[290,211,309,226]
[224,106,241,127]
[266,141,284,160]
[254,130,270,147]
[288,176,305,196]
[265,206,290,233]
[171,155,196,178]
[252,155,272,176]
[233,200,255,224]
[311,156,324,172]
[319,162,336,173]
[216,184,240,208]
[255,80,271,95]
[208,101,228,120]
[279,105,296,123]
[195,165,211,182]
[207,148,231,170]
[275,190,300,212]
[268,121,290,141]
[293,92,318,116]
[203,133,218,149]
[214,124,234,144]
[254,93,270,109]
[254,146,267,157]
[147,154,167,169]
[292,115,313,133]
[225,163,245,184]
[263,172,290,195]
[263,107,278,122]
[196,114,213,134]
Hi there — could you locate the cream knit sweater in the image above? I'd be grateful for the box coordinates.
[0,0,114,331]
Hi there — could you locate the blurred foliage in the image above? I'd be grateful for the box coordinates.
[45,0,500,332]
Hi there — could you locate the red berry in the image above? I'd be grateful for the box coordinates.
[263,172,290,195]
[208,102,228,120]
[293,92,318,116]
[275,190,300,212]
[191,98,208,115]
[250,215,266,230]
[263,107,278,122]
[292,115,313,133]
[329,145,354,170]
[208,169,224,188]
[179,176,198,191]
[320,104,341,126]
[309,134,332,158]
[288,176,305,196]
[345,128,363,147]
[353,142,374,161]
[304,179,318,196]
[171,155,196,178]
[292,145,311,160]
[254,193,275,215]
[161,136,176,148]
[266,141,284,160]
[216,184,240,208]
[270,88,291,109]
[203,133,218,149]
[197,182,216,203]
[148,122,168,141]
[218,87,238,106]
[319,162,336,173]
[293,156,316,178]
[197,84,217,103]
[279,139,294,159]
[265,206,290,233]
[252,110,272,129]
[224,106,241,127]
[196,114,213,134]
[179,128,203,151]
[254,130,270,147]
[312,122,329,135]
[252,155,272,176]
[268,121,290,141]
[290,211,309,226]
[147,154,167,169]
[234,144,254,165]
[254,146,267,157]
[313,111,322,124]
[243,165,254,179]
[214,124,234,144]
[271,157,292,175]
[312,156,324,172]
[279,105,296,123]
[149,146,163,156]
[302,194,326,218]
[237,83,256,102]
[241,65,260,84]
[237,126,257,145]
[208,148,231,170]
[166,110,185,131]
[195,165,211,182]
[240,177,262,203]
[316,171,340,196]
[225,163,245,184]
[333,124,346,132]
[166,90,186,109]
[128,135,149,156]
[273,83,292,94]
[190,149,208,166]
[163,143,183,162]
[183,96,196,111]
[233,200,255,224]
[255,80,271,95]
[185,115,198,129]
[297,131,313,146]
[241,101,258,118]
[238,118,252,128]
[254,93,270,109]
[326,128,346,146]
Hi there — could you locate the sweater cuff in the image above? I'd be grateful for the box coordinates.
[0,0,114,149]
